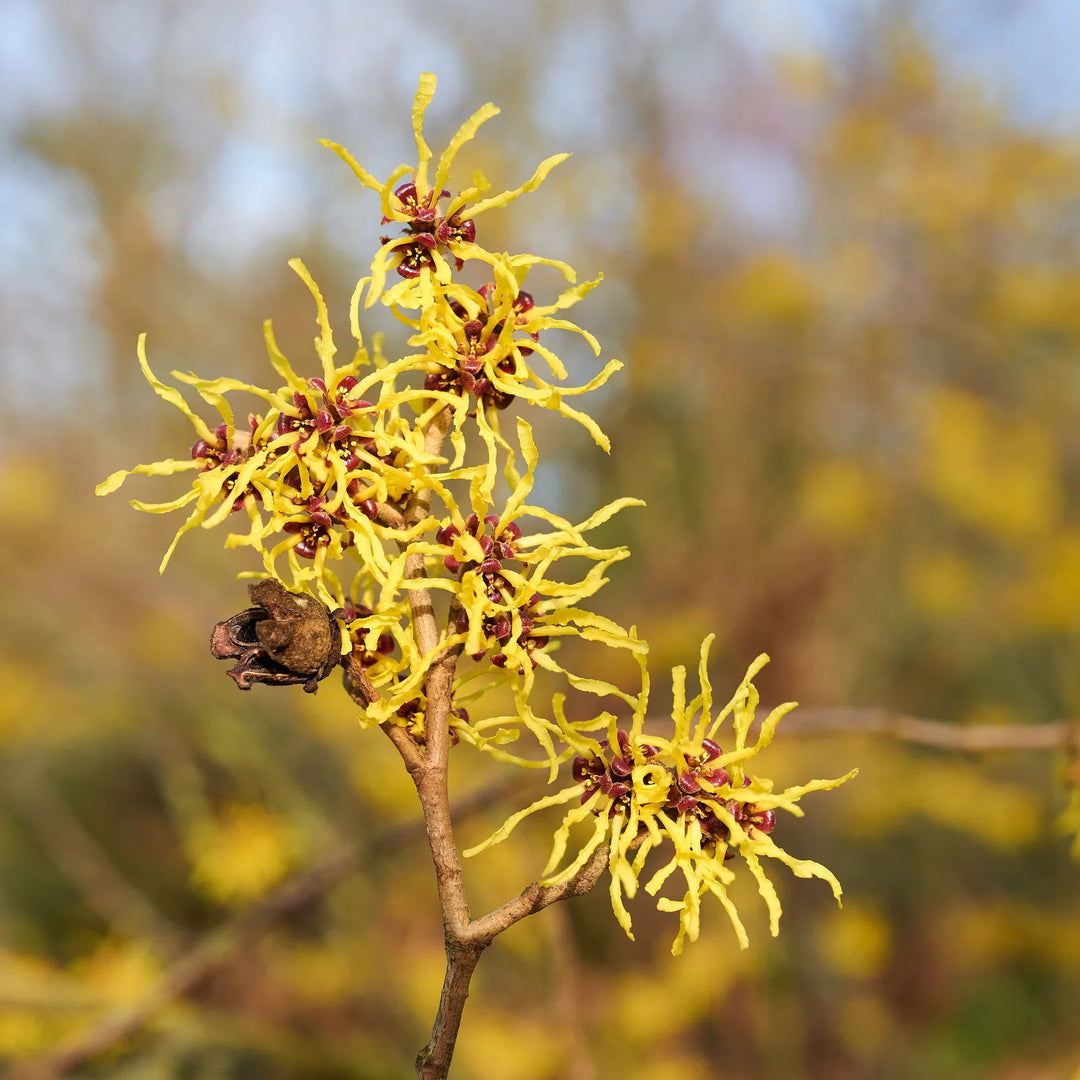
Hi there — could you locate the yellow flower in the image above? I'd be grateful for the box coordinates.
[466,637,857,954]
[321,73,569,307]
[333,576,416,704]
[352,417,644,770]
[323,77,619,466]
[426,419,641,663]
[408,258,623,455]
[96,259,459,608]
[186,803,297,905]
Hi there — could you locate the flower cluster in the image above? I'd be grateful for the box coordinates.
[98,74,639,743]
[466,638,857,953]
[100,73,853,951]
[96,260,433,603]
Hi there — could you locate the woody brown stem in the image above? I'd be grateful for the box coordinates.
[413,845,610,1080]
[415,939,485,1080]
[464,843,610,944]
[371,403,610,1078]
[393,407,473,941]
[382,406,480,1073]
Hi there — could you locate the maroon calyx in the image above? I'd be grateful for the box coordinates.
[381,180,475,278]
[423,286,536,412]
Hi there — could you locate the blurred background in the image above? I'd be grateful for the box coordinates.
[2,0,1080,1077]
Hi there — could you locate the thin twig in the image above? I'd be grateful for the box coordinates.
[379,403,615,1078]
[6,760,185,953]
[776,709,1075,752]
[414,939,485,1080]
[389,406,473,944]
[391,406,479,1078]
[414,846,610,1080]
[465,843,610,944]
[376,502,406,529]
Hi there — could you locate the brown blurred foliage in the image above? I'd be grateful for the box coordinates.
[0,3,1078,1078]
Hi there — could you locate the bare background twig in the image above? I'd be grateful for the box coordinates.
[11,777,516,1079]
[777,710,1076,752]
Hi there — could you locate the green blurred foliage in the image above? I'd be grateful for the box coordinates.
[1,3,1078,1078]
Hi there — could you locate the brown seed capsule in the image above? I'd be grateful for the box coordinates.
[210,579,342,693]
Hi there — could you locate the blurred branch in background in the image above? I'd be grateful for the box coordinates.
[6,761,185,956]
[778,710,1077,753]
[11,778,518,1079]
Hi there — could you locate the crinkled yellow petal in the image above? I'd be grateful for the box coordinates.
[170,372,280,416]
[380,164,413,222]
[463,784,584,859]
[136,335,215,443]
[202,454,275,526]
[756,835,845,906]
[568,495,644,536]
[741,848,783,936]
[556,358,625,397]
[472,406,502,505]
[510,700,564,781]
[318,138,383,193]
[500,418,538,523]
[349,276,371,349]
[263,320,304,390]
[158,496,218,573]
[751,769,858,813]
[173,375,235,432]
[493,250,578,285]
[671,664,688,740]
[365,237,414,308]
[411,72,438,198]
[129,488,202,514]
[544,391,611,452]
[552,668,638,708]
[556,613,646,653]
[433,101,500,197]
[517,339,568,382]
[696,633,716,722]
[705,878,750,950]
[607,814,638,939]
[540,317,602,356]
[96,458,200,496]
[468,153,571,217]
[289,258,338,385]
[643,850,682,897]
[543,275,603,313]
[705,653,771,743]
[542,811,610,886]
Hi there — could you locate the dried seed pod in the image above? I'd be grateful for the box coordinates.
[210,580,342,693]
